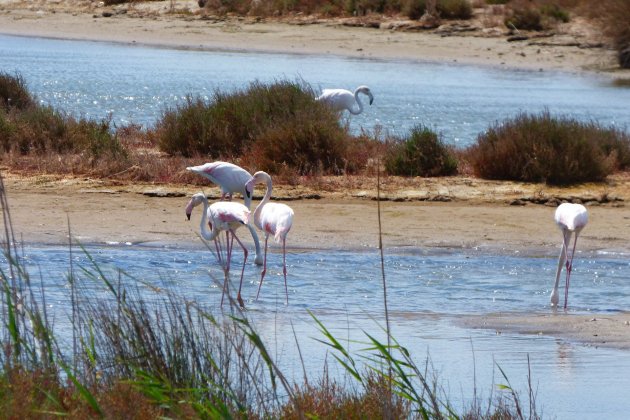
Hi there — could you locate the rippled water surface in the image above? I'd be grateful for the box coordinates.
[2,34,630,146]
[11,244,630,418]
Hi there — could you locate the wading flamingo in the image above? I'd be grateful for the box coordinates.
[185,192,250,307]
[316,85,374,115]
[245,171,294,304]
[187,161,263,265]
[550,203,588,309]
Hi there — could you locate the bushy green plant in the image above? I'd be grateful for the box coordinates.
[384,125,458,177]
[540,3,570,22]
[402,0,426,19]
[438,0,472,19]
[155,80,351,175]
[467,111,630,185]
[505,5,543,30]
[587,0,630,68]
[0,72,35,112]
[403,0,472,20]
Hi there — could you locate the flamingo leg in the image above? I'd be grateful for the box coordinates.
[282,237,288,305]
[230,230,248,308]
[564,233,580,310]
[225,231,232,274]
[256,235,269,300]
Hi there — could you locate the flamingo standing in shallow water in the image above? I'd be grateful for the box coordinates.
[187,161,263,265]
[550,203,589,309]
[316,85,374,115]
[185,192,250,307]
[245,171,294,304]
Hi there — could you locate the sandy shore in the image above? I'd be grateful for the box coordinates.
[0,0,626,75]
[1,1,630,351]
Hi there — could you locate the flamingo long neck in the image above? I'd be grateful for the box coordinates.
[198,197,218,241]
[253,175,273,227]
[350,88,364,115]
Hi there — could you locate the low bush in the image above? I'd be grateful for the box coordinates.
[584,0,630,68]
[438,0,472,19]
[467,111,630,185]
[505,4,543,30]
[402,0,472,20]
[384,125,458,177]
[0,72,35,112]
[2,105,126,162]
[540,2,570,23]
[155,80,352,175]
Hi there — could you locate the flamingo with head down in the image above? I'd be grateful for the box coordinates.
[185,192,250,307]
[550,202,588,310]
[245,171,294,304]
[187,161,263,265]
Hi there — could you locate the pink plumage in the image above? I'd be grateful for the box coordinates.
[245,171,294,304]
[187,161,263,265]
[316,85,374,115]
[185,192,251,308]
[550,203,588,309]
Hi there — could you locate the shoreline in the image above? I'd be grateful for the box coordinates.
[0,5,626,76]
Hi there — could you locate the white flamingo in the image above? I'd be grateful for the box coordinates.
[185,192,250,307]
[316,85,374,115]
[187,161,263,265]
[550,203,589,309]
[245,171,294,304]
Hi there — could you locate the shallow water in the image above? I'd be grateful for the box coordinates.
[10,243,630,418]
[2,34,630,146]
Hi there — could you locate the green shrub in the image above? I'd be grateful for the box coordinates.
[384,125,458,177]
[467,111,630,185]
[485,0,509,4]
[1,101,126,162]
[588,0,630,69]
[540,3,570,22]
[403,0,472,20]
[402,0,426,19]
[438,0,472,19]
[155,80,351,175]
[0,72,35,112]
[505,6,543,30]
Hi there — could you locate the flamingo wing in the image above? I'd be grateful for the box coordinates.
[187,161,252,197]
[210,202,250,229]
[259,203,294,243]
[317,89,354,111]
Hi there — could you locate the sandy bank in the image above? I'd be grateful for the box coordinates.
[0,0,625,75]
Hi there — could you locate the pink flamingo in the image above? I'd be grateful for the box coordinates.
[185,192,251,307]
[550,203,589,309]
[187,161,263,265]
[316,85,374,115]
[245,171,294,304]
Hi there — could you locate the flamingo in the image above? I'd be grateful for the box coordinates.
[316,85,374,115]
[550,203,589,309]
[245,171,294,304]
[187,161,263,266]
[185,192,251,307]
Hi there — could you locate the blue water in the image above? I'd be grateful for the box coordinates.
[10,243,630,418]
[1,34,629,146]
